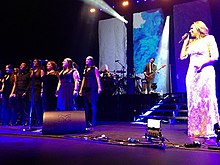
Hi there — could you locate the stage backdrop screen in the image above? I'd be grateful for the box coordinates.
[98,18,127,74]
[133,9,169,94]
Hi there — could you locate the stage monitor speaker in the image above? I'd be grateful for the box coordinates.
[42,111,86,135]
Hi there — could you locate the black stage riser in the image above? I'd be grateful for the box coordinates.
[97,93,159,121]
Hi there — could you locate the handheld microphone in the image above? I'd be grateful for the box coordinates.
[178,32,189,43]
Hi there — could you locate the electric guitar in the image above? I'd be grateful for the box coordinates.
[144,64,166,81]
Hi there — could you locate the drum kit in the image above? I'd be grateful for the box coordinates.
[100,70,157,95]
[100,70,127,95]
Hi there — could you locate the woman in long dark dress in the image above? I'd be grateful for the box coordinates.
[0,64,16,126]
[56,58,80,111]
[26,59,44,126]
[41,61,59,112]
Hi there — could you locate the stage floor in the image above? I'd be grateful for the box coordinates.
[0,122,220,165]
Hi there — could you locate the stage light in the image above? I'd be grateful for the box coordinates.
[122,1,129,7]
[80,0,128,24]
[96,134,109,142]
[128,137,140,143]
[184,141,201,148]
[90,8,96,13]
[145,119,162,139]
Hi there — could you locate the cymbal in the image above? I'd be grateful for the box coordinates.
[116,70,126,73]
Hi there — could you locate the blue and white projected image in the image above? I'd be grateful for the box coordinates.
[133,9,169,94]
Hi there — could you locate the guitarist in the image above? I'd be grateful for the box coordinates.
[143,57,157,94]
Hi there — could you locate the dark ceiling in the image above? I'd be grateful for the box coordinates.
[0,0,219,71]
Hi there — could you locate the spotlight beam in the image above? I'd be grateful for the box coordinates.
[80,0,128,24]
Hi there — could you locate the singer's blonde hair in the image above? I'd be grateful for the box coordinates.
[193,21,209,38]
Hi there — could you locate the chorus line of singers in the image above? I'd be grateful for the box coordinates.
[0,56,101,130]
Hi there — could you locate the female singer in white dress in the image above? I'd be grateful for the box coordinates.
[180,21,220,137]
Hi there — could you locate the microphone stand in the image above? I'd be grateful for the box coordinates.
[116,60,125,79]
[115,60,126,94]
[115,61,127,120]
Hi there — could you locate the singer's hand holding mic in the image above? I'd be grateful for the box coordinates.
[178,32,189,43]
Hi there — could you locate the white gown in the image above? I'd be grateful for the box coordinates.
[186,35,220,137]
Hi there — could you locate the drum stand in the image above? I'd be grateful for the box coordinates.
[113,60,127,95]
[112,78,127,95]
